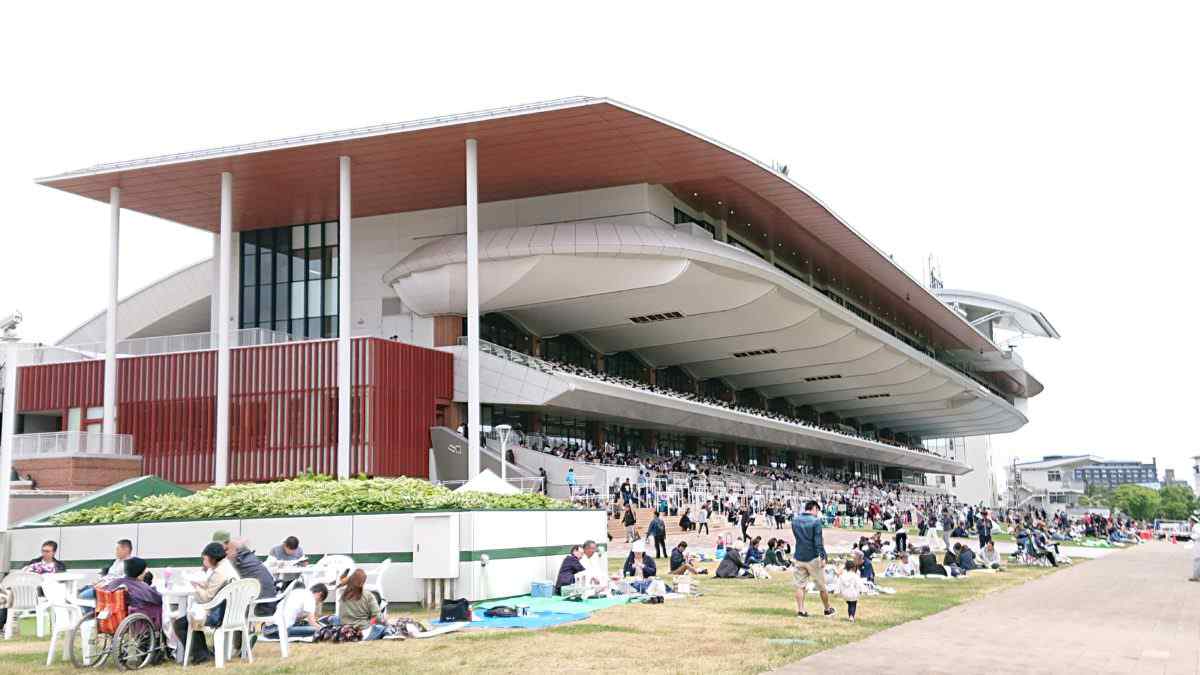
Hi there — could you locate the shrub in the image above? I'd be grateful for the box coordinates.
[50,475,572,525]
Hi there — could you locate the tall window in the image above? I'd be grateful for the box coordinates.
[240,222,339,338]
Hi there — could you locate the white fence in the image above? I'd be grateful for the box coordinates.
[12,431,135,458]
[60,327,292,359]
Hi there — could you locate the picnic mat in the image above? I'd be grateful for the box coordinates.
[435,611,589,630]
[475,594,635,615]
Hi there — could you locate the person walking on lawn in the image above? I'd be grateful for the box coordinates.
[792,500,835,618]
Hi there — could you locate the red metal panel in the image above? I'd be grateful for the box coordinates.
[16,360,103,412]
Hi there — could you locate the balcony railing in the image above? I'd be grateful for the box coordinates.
[12,431,135,458]
[61,327,293,358]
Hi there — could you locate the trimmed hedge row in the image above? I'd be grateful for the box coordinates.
[51,475,571,525]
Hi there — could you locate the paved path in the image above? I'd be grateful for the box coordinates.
[773,541,1199,675]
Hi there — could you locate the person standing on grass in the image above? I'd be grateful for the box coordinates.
[623,504,638,543]
[792,500,835,618]
[648,510,668,559]
[697,501,710,535]
[977,510,993,550]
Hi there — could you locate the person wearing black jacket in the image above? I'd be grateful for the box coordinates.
[622,506,638,543]
[622,547,657,579]
[647,512,668,559]
[918,546,946,576]
[554,546,585,594]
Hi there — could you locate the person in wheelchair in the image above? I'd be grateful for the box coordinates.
[101,557,163,630]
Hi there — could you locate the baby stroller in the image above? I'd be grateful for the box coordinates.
[67,586,166,670]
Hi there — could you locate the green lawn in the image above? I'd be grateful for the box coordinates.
[0,561,1063,674]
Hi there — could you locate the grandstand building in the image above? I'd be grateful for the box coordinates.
[0,97,1055,519]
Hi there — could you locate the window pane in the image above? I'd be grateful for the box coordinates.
[241,252,257,287]
[291,225,306,250]
[258,289,272,323]
[242,287,256,324]
[290,319,305,337]
[259,251,273,284]
[275,320,288,334]
[292,252,305,281]
[275,252,289,284]
[275,284,288,321]
[324,221,338,245]
[308,223,322,248]
[323,316,337,338]
[86,406,104,420]
[67,408,82,432]
[291,282,305,319]
[306,248,323,278]
[324,279,338,315]
[242,237,258,257]
[308,317,322,338]
[308,280,321,317]
[323,247,337,278]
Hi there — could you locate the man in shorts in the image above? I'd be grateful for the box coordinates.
[792,500,834,618]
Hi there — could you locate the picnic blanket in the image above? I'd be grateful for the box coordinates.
[475,593,635,615]
[435,611,589,630]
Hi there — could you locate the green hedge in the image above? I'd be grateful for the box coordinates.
[50,475,572,525]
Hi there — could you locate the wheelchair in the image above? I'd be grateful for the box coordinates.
[66,586,166,670]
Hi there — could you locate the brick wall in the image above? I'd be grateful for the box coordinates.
[14,456,144,492]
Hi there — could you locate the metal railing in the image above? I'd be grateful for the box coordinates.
[60,327,292,359]
[12,431,135,458]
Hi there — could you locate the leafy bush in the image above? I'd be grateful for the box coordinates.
[50,475,572,525]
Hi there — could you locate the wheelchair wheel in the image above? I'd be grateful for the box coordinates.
[113,613,158,671]
[67,615,111,668]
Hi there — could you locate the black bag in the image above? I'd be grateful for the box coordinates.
[483,605,519,618]
[440,598,472,622]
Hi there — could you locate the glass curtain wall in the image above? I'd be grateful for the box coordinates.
[240,222,339,338]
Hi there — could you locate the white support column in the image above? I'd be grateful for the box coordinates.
[337,156,352,479]
[103,187,120,436]
[0,343,18,532]
[210,233,221,335]
[465,139,481,479]
[214,173,233,486]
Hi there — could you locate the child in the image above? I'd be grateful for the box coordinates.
[837,560,865,622]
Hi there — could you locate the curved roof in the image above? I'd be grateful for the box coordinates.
[935,288,1061,339]
[389,222,1027,439]
[36,96,1005,363]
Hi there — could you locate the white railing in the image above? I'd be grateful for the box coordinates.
[12,431,135,458]
[60,327,292,359]
[437,477,546,493]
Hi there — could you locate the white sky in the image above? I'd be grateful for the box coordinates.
[2,2,1198,482]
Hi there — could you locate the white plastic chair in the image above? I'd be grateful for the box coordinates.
[184,578,260,668]
[312,555,355,614]
[1,572,44,639]
[248,579,307,659]
[364,559,393,613]
[41,578,83,665]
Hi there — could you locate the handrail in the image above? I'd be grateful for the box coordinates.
[12,431,135,458]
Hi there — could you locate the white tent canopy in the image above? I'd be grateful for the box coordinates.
[453,468,520,495]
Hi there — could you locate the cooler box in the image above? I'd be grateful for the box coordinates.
[531,580,555,598]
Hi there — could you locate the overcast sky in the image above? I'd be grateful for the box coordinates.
[3,2,1197,483]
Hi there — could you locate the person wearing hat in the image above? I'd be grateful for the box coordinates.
[101,557,164,630]
[1189,514,1200,582]
[621,539,657,580]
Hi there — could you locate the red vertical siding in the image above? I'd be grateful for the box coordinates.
[14,338,452,483]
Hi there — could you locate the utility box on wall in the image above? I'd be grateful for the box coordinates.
[412,513,460,579]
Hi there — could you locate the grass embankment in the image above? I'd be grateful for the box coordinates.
[0,561,1059,675]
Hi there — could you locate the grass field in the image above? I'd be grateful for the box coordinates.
[0,561,1061,675]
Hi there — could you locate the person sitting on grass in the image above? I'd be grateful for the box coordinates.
[622,540,657,580]
[744,536,765,566]
[764,539,792,570]
[262,583,329,640]
[917,545,947,577]
[669,541,707,575]
[554,546,585,595]
[978,541,1003,570]
[338,570,385,640]
[884,550,919,577]
[715,547,751,578]
[954,543,978,571]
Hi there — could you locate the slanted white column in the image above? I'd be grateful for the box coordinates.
[214,172,233,486]
[210,233,221,335]
[103,187,120,436]
[0,342,18,532]
[465,139,481,479]
[337,156,352,479]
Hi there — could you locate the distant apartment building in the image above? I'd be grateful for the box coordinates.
[1008,455,1158,509]
[1072,458,1158,489]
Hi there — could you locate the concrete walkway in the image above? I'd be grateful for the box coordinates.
[773,541,1199,675]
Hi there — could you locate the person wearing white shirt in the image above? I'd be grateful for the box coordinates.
[836,560,866,622]
[263,583,328,639]
[80,539,134,600]
[1189,515,1200,582]
[578,540,610,597]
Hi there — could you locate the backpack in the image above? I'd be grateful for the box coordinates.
[440,597,472,623]
[483,605,519,618]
